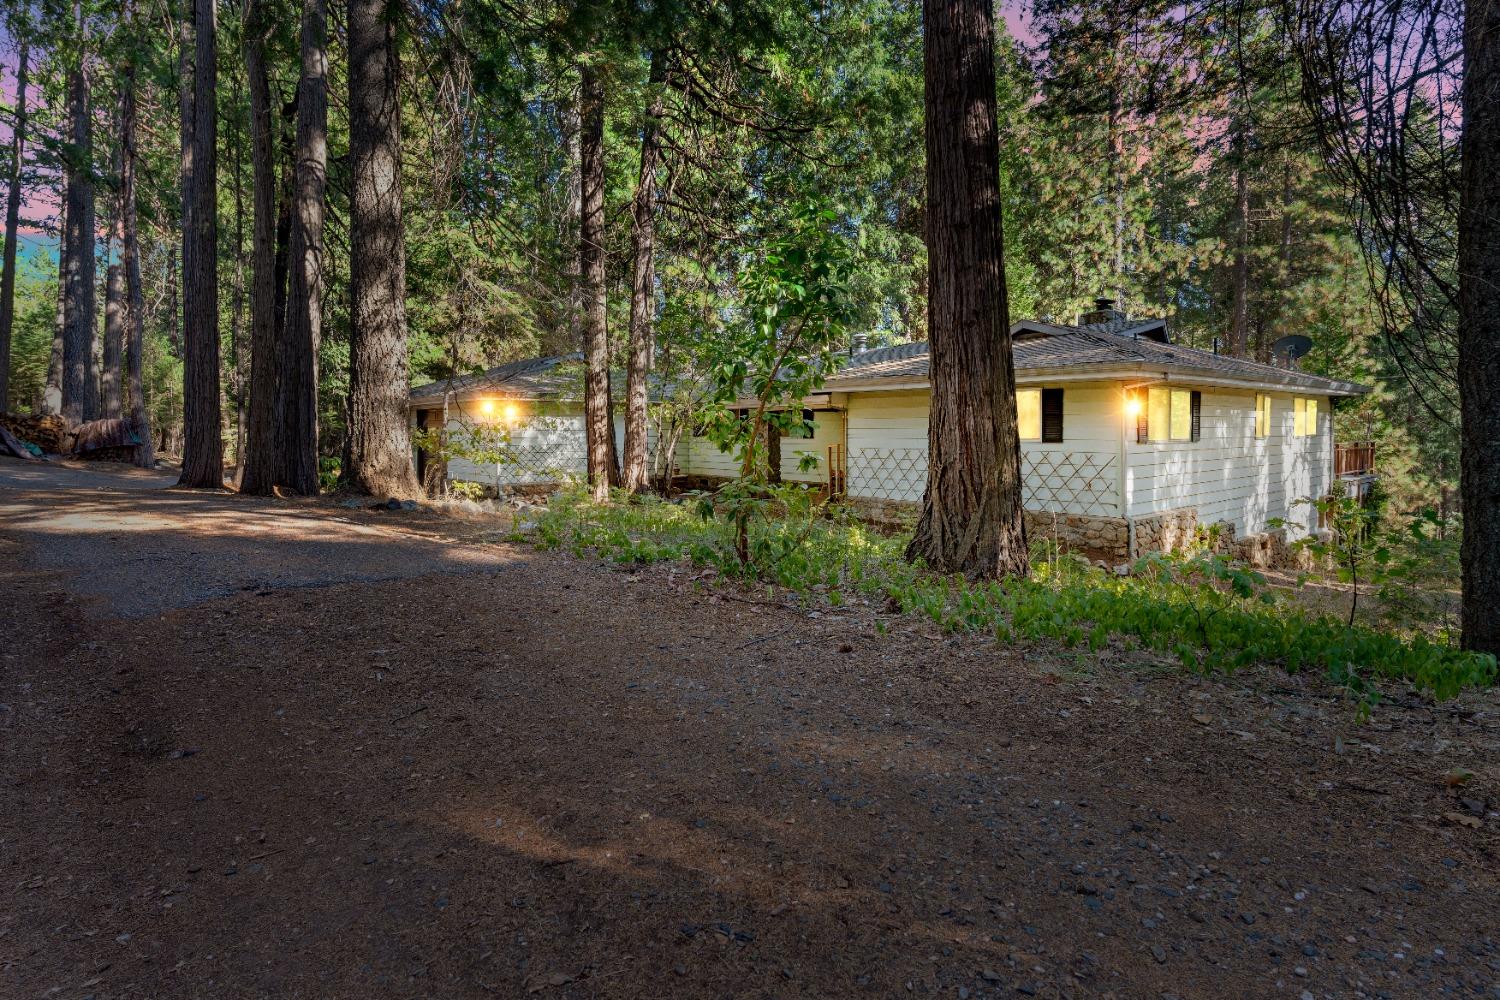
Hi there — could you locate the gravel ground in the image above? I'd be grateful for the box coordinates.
[0,459,515,618]
[2,458,1497,1000]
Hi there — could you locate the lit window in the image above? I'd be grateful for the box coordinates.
[1146,387,1195,442]
[1169,390,1192,441]
[1016,389,1041,441]
[1255,394,1271,438]
[1293,397,1319,437]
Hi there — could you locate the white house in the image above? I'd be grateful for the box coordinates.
[408,309,1371,562]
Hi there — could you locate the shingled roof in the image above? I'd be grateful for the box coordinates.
[825,319,1369,397]
[409,354,583,404]
[408,317,1369,407]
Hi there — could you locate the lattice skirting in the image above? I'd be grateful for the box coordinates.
[846,447,1121,516]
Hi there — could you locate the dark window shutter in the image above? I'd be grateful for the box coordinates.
[1041,388,1064,442]
[1190,391,1202,442]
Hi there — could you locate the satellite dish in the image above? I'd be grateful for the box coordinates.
[1271,334,1313,366]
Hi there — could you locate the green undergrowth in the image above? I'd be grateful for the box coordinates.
[525,487,1496,707]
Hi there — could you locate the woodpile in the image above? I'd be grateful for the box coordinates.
[0,413,70,455]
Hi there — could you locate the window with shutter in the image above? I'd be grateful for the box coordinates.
[1041,388,1064,442]
[1144,386,1196,442]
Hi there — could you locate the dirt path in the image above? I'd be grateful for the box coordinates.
[2,458,1497,1000]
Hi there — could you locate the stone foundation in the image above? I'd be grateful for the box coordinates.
[1024,510,1129,563]
[1129,507,1200,558]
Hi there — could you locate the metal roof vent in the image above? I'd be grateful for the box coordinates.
[849,332,870,356]
[1079,296,1127,327]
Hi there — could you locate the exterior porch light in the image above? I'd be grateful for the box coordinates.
[480,399,496,416]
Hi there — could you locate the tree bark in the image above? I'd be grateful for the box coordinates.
[578,63,617,501]
[43,199,63,414]
[343,0,418,497]
[120,1,154,467]
[102,264,124,418]
[178,0,223,487]
[240,0,287,495]
[281,0,328,494]
[0,34,28,413]
[1459,0,1500,656]
[905,0,1028,580]
[228,53,247,470]
[62,3,98,426]
[621,53,668,494]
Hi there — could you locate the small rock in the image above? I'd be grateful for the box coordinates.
[1151,945,1167,964]
[979,969,1002,983]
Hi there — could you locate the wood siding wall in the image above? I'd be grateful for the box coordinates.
[1124,389,1331,535]
[678,410,846,485]
[414,384,1335,537]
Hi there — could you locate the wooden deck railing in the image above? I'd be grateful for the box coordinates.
[1335,441,1375,477]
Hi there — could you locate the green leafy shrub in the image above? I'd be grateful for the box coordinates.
[530,487,1496,705]
[318,457,341,493]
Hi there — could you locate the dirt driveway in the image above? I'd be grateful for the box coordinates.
[2,458,1496,999]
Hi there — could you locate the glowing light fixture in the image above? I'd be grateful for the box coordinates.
[480,399,496,416]
[503,403,520,424]
[1125,396,1142,418]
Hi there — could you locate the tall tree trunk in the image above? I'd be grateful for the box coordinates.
[578,63,617,500]
[0,34,28,413]
[343,0,418,497]
[43,199,64,414]
[272,97,295,344]
[120,0,154,467]
[179,0,223,487]
[100,100,124,420]
[239,0,284,495]
[1459,0,1500,656]
[228,51,247,470]
[62,4,98,426]
[282,0,327,495]
[905,0,1028,580]
[102,264,124,418]
[621,53,667,494]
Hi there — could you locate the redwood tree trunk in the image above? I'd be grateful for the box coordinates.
[43,200,63,414]
[237,1,281,494]
[0,34,28,413]
[1460,0,1500,656]
[578,64,617,500]
[102,263,124,418]
[120,3,154,467]
[62,9,98,426]
[905,0,1028,580]
[343,0,418,497]
[281,0,328,495]
[179,0,223,487]
[621,53,667,493]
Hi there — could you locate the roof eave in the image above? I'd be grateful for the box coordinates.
[825,362,1369,397]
